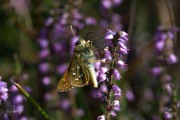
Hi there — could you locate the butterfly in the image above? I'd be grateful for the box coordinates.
[57,38,98,92]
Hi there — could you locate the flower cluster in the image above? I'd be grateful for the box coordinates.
[0,76,8,104]
[101,0,122,9]
[151,26,179,120]
[154,26,179,64]
[95,30,128,119]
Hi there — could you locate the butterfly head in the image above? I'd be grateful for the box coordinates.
[75,38,86,46]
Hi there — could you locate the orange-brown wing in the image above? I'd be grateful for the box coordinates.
[57,70,74,92]
[69,57,89,87]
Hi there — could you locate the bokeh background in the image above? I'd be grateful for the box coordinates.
[0,0,180,120]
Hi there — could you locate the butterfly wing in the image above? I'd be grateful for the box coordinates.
[69,55,89,87]
[57,70,74,92]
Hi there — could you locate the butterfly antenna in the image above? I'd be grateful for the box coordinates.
[69,24,77,38]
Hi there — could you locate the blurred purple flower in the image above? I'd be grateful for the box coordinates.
[20,116,28,120]
[45,17,54,27]
[92,90,103,99]
[85,17,97,25]
[60,99,71,110]
[44,92,52,101]
[38,49,50,59]
[125,89,135,102]
[150,67,163,76]
[13,104,24,114]
[52,43,64,53]
[57,64,68,75]
[164,111,172,119]
[38,62,49,74]
[166,53,178,64]
[42,76,50,86]
[101,0,122,9]
[75,108,84,117]
[0,77,8,103]
[13,94,24,104]
[38,38,49,48]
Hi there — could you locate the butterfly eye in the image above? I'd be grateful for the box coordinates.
[76,41,81,45]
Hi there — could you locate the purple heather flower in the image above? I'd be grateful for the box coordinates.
[44,92,52,101]
[38,49,49,59]
[98,74,107,82]
[94,61,101,70]
[104,49,112,60]
[166,53,178,64]
[100,84,108,93]
[93,90,103,99]
[119,31,128,41]
[97,115,105,120]
[117,59,126,68]
[105,29,116,39]
[75,108,84,117]
[13,94,24,104]
[38,62,49,74]
[52,43,63,53]
[101,0,122,9]
[125,89,135,101]
[60,99,71,110]
[99,67,108,75]
[42,76,50,86]
[102,0,112,9]
[112,100,120,107]
[85,17,97,25]
[111,100,121,112]
[38,38,49,48]
[110,110,117,117]
[162,74,172,82]
[119,47,128,55]
[45,17,54,27]
[112,84,122,99]
[20,116,28,120]
[165,84,173,95]
[164,111,172,119]
[150,67,163,76]
[13,104,24,114]
[113,69,121,80]
[155,40,165,52]
[0,78,8,103]
[111,14,122,31]
[10,85,18,92]
[57,64,68,75]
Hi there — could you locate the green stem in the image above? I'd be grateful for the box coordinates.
[12,80,51,120]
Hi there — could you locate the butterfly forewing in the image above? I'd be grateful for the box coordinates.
[69,56,89,87]
[57,70,74,92]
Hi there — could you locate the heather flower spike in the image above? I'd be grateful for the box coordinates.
[152,26,179,119]
[96,29,128,119]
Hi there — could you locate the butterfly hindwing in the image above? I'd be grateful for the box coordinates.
[57,70,74,92]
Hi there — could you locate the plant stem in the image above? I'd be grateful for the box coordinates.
[12,80,51,120]
[106,47,117,120]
